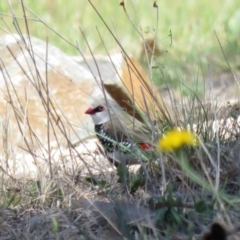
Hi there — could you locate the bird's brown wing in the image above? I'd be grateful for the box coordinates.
[104,83,145,123]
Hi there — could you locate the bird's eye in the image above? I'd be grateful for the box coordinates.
[98,105,104,111]
[93,105,104,113]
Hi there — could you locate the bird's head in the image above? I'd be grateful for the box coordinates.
[85,98,116,125]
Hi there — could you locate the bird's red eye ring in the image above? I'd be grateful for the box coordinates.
[98,105,104,111]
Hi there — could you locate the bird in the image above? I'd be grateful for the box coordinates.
[85,98,154,166]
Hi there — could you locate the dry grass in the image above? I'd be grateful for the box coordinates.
[0,1,240,240]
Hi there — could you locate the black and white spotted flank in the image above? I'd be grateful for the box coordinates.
[95,124,132,153]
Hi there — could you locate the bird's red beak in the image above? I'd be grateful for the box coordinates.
[85,106,94,115]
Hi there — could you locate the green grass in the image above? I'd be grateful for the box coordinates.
[1,0,239,84]
[0,3,238,161]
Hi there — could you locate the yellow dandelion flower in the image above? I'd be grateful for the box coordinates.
[158,128,198,152]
